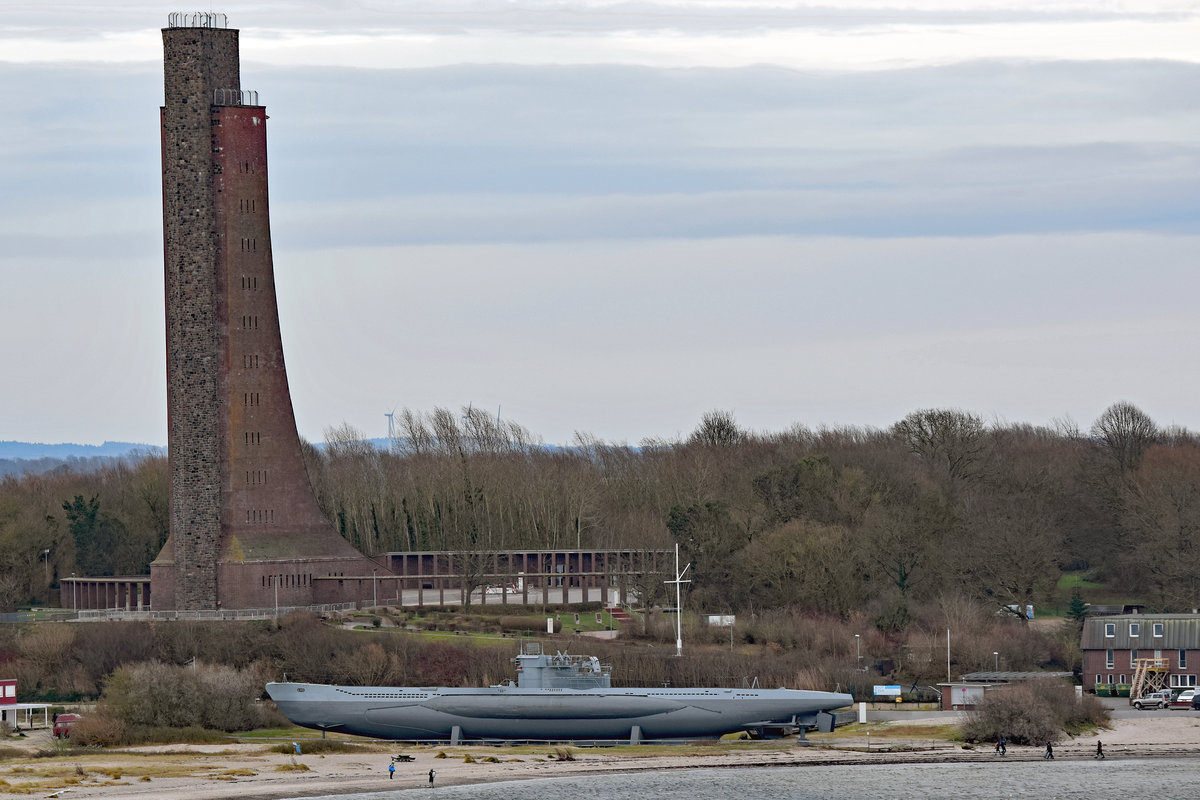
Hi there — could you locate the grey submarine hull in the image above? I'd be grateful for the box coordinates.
[264,681,853,742]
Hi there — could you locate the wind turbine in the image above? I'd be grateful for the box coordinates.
[384,405,399,453]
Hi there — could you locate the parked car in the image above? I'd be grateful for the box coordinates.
[52,713,80,738]
[1132,690,1173,710]
[1171,689,1197,709]
[1193,694,1200,711]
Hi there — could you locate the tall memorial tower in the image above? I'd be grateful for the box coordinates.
[154,12,381,610]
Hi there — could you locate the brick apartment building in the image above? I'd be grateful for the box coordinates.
[1081,614,1200,694]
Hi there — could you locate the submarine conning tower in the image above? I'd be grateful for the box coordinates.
[513,642,612,689]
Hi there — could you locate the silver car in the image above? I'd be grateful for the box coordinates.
[1132,690,1173,710]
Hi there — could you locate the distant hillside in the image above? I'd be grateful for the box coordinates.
[0,441,162,460]
[0,441,163,478]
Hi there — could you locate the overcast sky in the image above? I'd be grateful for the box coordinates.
[2,1,1198,447]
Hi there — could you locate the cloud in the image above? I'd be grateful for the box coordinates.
[4,7,1198,445]
[274,232,1200,444]
[4,2,1200,68]
[5,58,1199,258]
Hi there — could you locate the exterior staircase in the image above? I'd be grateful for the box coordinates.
[1130,657,1170,700]
[605,606,633,623]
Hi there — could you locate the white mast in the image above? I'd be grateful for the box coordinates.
[665,543,692,657]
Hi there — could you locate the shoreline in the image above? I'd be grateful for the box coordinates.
[3,715,1199,800]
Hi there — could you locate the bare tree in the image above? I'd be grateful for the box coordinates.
[688,410,746,448]
[894,408,989,483]
[1120,444,1200,610]
[1091,401,1158,472]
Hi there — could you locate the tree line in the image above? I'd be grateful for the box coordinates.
[1,401,1197,622]
[1,609,1068,704]
[308,401,1199,623]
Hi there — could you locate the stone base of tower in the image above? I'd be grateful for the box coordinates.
[152,542,388,610]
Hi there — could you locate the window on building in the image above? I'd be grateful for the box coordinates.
[1131,649,1139,666]
[1130,622,1140,637]
[1118,674,1127,684]
[1181,650,1189,670]
[1170,674,1198,688]
[1105,623,1116,638]
[1106,649,1115,669]
[1154,622,1165,637]
[1095,674,1102,685]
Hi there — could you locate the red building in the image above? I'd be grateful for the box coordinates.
[1081,614,1200,695]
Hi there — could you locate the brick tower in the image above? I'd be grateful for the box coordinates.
[154,13,383,610]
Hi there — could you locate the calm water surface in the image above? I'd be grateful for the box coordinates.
[285,758,1200,800]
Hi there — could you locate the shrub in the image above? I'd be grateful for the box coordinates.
[67,712,126,747]
[960,681,1109,745]
[119,725,228,745]
[497,616,542,633]
[270,740,357,754]
[100,661,266,731]
[66,712,228,747]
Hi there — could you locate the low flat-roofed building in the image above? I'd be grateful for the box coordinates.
[938,671,1075,710]
[0,679,52,731]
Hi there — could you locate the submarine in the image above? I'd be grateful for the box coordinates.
[266,642,853,744]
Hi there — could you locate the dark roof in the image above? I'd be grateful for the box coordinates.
[1086,604,1147,616]
[1081,615,1200,650]
[959,671,1074,682]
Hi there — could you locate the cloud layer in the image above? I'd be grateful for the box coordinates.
[2,2,1198,445]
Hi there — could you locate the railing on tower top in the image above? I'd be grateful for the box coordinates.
[214,88,260,107]
[167,12,228,29]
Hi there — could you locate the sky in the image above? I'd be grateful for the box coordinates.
[2,1,1198,447]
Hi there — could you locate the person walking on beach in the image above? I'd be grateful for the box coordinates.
[1044,741,1054,760]
[429,768,436,787]
[1095,740,1104,760]
[389,761,395,779]
[1000,736,1007,756]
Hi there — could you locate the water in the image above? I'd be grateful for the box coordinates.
[284,758,1200,800]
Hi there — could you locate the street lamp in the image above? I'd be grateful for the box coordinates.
[994,651,999,671]
[41,549,50,585]
[855,633,862,666]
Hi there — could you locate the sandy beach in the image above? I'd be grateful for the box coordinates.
[2,713,1198,800]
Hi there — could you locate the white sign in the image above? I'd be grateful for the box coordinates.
[873,685,902,696]
[706,615,736,626]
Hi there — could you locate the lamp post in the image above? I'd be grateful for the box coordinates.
[994,651,999,671]
[855,633,862,666]
[41,549,50,585]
